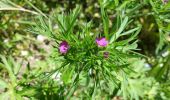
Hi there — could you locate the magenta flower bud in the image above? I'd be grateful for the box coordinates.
[96,37,108,47]
[59,41,69,54]
[103,52,109,58]
[163,0,168,4]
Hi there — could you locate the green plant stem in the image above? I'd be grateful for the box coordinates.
[130,12,155,18]
[0,8,38,15]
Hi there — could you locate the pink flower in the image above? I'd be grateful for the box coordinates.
[96,37,108,47]
[59,41,69,54]
[103,52,109,58]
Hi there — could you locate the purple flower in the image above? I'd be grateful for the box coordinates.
[59,41,69,54]
[96,37,108,47]
[103,52,109,58]
[163,0,168,4]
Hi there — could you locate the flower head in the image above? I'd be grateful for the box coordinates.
[59,41,69,54]
[163,0,168,4]
[103,52,109,58]
[96,37,108,47]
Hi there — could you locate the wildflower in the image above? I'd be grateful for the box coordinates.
[163,0,168,4]
[59,41,69,54]
[96,37,108,47]
[103,52,109,58]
